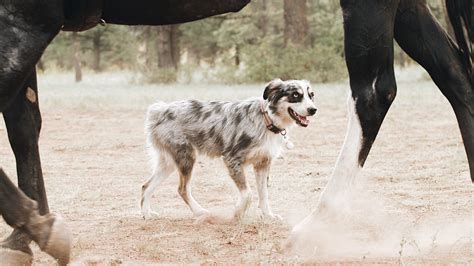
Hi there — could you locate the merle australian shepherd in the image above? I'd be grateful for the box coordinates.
[141,79,317,220]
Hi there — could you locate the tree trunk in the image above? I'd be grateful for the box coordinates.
[284,0,309,47]
[72,32,82,83]
[92,31,102,72]
[258,0,268,37]
[156,25,180,70]
[234,45,240,66]
[170,25,180,69]
[136,26,151,72]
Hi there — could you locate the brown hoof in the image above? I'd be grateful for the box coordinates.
[0,247,33,265]
[41,214,71,266]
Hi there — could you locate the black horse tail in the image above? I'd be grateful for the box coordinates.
[446,0,473,82]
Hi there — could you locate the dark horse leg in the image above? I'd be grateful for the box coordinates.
[290,0,400,244]
[1,70,48,255]
[3,71,46,213]
[394,0,473,182]
[0,169,70,265]
[0,0,64,261]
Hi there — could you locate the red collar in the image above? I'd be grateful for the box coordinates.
[260,100,286,135]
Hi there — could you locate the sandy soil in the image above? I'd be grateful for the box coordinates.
[0,68,472,264]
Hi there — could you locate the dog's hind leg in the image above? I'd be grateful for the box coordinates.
[253,158,281,220]
[225,158,251,220]
[140,152,175,219]
[174,145,209,217]
[394,0,474,181]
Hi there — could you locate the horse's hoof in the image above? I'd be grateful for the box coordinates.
[41,214,71,266]
[0,247,33,265]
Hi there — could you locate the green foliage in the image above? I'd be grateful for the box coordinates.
[140,67,178,84]
[214,40,347,83]
[42,26,136,71]
[180,20,222,65]
[93,26,137,69]
[42,33,74,69]
[207,0,347,83]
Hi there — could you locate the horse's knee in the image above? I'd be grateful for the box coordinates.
[350,75,397,166]
[375,71,398,104]
[354,76,397,120]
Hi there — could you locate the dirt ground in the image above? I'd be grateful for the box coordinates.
[0,68,472,265]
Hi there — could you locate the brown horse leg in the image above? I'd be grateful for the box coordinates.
[394,0,474,181]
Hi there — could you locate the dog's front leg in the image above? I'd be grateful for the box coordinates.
[253,159,281,221]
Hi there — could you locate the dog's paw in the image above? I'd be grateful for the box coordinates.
[193,208,210,217]
[141,209,159,220]
[263,212,283,221]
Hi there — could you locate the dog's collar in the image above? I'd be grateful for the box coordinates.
[260,100,286,135]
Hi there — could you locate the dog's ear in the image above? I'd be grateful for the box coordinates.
[263,79,283,100]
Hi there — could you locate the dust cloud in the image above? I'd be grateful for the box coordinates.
[287,183,473,262]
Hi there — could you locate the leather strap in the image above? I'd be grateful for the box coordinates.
[260,100,286,135]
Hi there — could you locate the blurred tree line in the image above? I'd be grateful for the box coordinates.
[40,0,451,83]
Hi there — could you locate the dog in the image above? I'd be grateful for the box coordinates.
[140,79,317,220]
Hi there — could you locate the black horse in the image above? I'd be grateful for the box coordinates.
[0,0,472,263]
[0,0,250,264]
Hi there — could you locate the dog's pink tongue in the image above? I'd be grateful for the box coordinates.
[300,115,309,126]
[301,117,309,126]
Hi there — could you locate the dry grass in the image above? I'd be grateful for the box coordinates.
[0,66,472,264]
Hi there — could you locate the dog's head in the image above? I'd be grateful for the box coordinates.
[263,79,317,128]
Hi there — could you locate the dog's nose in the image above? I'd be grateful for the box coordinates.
[307,107,317,116]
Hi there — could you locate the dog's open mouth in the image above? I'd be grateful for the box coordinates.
[288,108,309,127]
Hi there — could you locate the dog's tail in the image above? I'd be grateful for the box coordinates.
[446,0,473,83]
[145,101,170,169]
[146,101,169,116]
[145,101,169,137]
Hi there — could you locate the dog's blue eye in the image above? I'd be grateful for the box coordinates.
[292,92,299,98]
